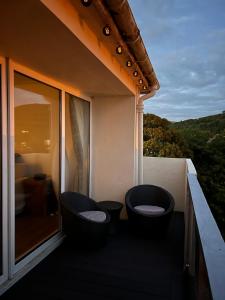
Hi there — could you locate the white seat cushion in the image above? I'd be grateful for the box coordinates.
[79,210,106,222]
[134,205,165,216]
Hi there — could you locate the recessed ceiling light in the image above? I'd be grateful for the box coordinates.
[126,60,132,67]
[116,46,123,54]
[103,25,111,36]
[81,0,92,7]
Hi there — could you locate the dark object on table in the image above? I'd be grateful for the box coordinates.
[33,173,47,180]
[98,201,123,234]
[60,192,111,247]
[15,152,25,163]
[125,184,175,238]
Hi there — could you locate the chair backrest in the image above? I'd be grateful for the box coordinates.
[60,191,97,213]
[125,184,174,211]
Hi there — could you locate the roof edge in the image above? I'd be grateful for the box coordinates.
[103,0,160,93]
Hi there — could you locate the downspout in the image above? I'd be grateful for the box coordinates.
[137,90,156,184]
[92,0,159,182]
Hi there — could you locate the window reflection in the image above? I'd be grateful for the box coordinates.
[14,72,60,262]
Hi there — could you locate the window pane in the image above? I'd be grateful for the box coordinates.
[14,72,60,262]
[65,93,90,195]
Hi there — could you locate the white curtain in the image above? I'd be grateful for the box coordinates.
[65,94,90,195]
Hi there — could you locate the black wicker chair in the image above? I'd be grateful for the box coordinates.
[125,185,175,238]
[60,192,110,247]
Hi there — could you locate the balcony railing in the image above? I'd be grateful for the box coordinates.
[143,157,225,300]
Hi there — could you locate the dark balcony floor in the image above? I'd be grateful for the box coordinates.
[2,212,186,300]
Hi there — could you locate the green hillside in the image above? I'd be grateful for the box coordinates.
[171,112,225,238]
[144,112,225,239]
[171,112,225,132]
[171,112,225,146]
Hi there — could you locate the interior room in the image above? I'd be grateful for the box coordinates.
[14,72,60,261]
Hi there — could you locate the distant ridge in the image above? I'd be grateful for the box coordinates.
[171,112,225,135]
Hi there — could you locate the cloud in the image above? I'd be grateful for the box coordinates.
[171,15,195,25]
[207,28,225,39]
[128,0,225,121]
[149,41,225,120]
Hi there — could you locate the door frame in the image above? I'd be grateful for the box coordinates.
[0,56,8,285]
[8,60,92,275]
[8,60,64,275]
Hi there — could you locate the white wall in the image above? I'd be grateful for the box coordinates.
[91,95,136,218]
[143,156,186,212]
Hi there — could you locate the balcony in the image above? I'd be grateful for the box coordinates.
[1,158,225,300]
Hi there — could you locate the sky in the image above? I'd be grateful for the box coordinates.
[129,0,225,121]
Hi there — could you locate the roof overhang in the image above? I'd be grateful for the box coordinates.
[0,0,159,97]
[0,0,134,96]
[94,0,160,94]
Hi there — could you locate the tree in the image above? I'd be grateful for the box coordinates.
[171,113,225,239]
[143,114,192,158]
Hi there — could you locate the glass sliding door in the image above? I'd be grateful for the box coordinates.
[14,72,60,262]
[65,93,90,195]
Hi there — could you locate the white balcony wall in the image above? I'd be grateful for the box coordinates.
[143,156,186,212]
[91,95,136,218]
